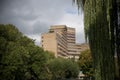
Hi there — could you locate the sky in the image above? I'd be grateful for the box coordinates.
[0,0,85,46]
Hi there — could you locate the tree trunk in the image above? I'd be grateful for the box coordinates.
[115,0,120,79]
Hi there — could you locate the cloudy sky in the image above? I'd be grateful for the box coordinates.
[0,0,85,46]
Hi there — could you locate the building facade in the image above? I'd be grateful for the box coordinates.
[41,25,68,58]
[41,25,89,59]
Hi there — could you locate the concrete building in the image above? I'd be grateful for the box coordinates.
[41,25,68,58]
[41,25,89,59]
[41,33,58,57]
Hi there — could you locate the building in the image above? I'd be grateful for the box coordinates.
[41,25,68,58]
[41,25,89,59]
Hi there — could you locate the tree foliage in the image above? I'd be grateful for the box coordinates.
[0,24,54,80]
[73,0,119,80]
[0,24,79,80]
[78,49,93,77]
[48,58,79,80]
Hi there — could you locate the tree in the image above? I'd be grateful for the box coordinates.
[0,24,55,80]
[73,0,119,80]
[78,49,93,78]
[48,58,79,80]
[64,59,79,79]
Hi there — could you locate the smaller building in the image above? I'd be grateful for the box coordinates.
[68,43,89,61]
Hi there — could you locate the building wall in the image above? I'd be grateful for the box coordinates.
[50,25,68,58]
[67,27,77,59]
[74,43,89,61]
[55,34,67,58]
[75,43,89,53]
[41,25,68,58]
[41,33,58,57]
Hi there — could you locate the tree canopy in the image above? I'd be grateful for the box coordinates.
[73,0,119,80]
[0,24,50,80]
[48,58,79,80]
[0,24,79,80]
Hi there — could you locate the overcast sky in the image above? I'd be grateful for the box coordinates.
[0,0,85,46]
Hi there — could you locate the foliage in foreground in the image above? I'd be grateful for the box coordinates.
[73,0,119,80]
[48,58,79,80]
[77,49,94,79]
[0,24,79,80]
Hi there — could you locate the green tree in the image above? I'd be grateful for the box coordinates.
[73,0,119,80]
[64,59,79,79]
[0,24,54,80]
[48,58,79,80]
[0,24,25,80]
[78,49,93,79]
[48,58,65,80]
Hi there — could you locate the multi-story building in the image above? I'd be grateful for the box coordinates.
[74,43,89,61]
[41,25,68,58]
[41,25,89,59]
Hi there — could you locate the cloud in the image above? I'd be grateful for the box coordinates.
[26,34,41,46]
[32,21,49,34]
[0,0,85,45]
[56,11,84,43]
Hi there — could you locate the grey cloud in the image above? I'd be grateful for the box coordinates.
[32,21,49,34]
[0,0,85,44]
[0,0,72,34]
